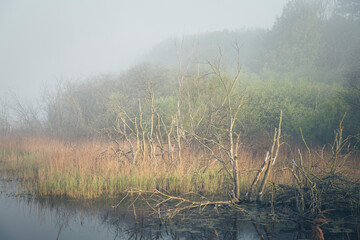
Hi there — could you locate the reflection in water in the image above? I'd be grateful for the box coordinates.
[0,180,357,240]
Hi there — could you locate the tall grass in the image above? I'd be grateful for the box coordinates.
[0,135,358,200]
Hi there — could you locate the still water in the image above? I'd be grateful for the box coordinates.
[0,180,311,240]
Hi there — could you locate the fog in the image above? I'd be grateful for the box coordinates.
[0,3,360,236]
[0,0,289,102]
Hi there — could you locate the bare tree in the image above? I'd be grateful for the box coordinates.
[192,44,245,200]
[10,92,42,135]
[0,97,11,135]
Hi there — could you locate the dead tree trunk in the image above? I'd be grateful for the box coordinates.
[246,111,283,202]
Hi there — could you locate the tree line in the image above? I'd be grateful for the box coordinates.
[1,0,359,149]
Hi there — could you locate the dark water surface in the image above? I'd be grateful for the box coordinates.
[0,180,326,240]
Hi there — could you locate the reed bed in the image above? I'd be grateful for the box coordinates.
[0,135,358,200]
[0,136,231,198]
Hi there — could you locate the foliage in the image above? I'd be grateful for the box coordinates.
[9,0,357,148]
[41,64,355,146]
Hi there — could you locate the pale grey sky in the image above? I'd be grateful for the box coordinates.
[0,0,289,102]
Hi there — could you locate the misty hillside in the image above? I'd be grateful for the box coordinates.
[141,0,360,80]
[139,29,265,70]
[2,0,360,148]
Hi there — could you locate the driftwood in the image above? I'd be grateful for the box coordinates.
[113,189,247,221]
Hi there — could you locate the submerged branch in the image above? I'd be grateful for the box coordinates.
[113,189,248,221]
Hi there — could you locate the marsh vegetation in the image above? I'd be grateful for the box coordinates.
[1,0,360,239]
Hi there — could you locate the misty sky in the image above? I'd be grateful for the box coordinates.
[0,0,289,102]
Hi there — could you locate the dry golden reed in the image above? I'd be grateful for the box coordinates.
[0,135,358,199]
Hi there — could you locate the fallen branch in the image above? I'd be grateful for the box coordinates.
[113,189,248,221]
